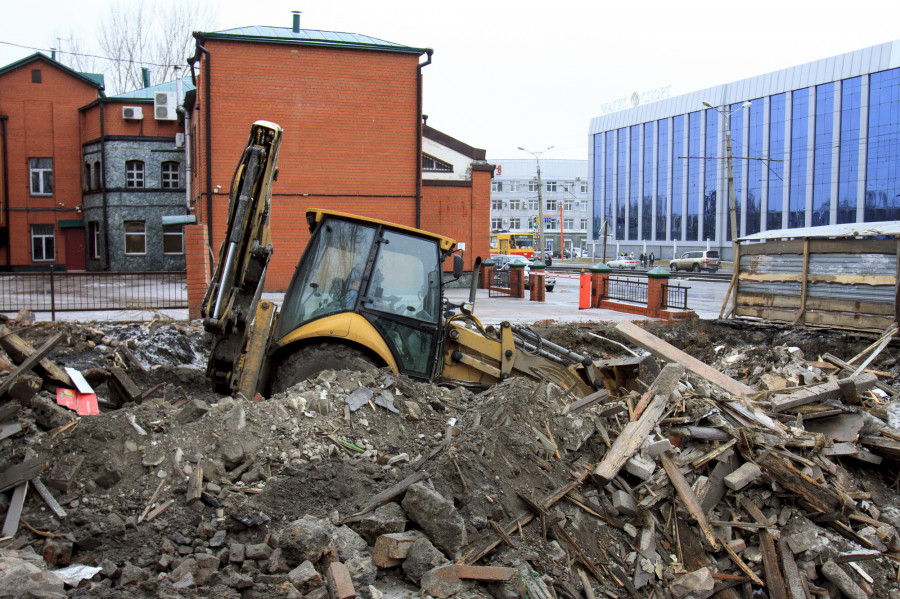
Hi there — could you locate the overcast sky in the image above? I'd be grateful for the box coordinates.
[2,0,898,160]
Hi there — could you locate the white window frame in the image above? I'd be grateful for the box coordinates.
[563,199,574,211]
[580,219,589,231]
[124,220,146,255]
[30,224,55,261]
[580,183,588,193]
[491,181,503,192]
[88,221,101,259]
[509,198,521,210]
[29,158,53,196]
[491,218,503,230]
[162,224,184,255]
[546,198,558,211]
[546,181,557,192]
[509,217,521,229]
[126,161,145,188]
[528,180,539,192]
[527,198,539,211]
[161,162,180,189]
[509,182,520,192]
[491,199,504,210]
[563,218,574,230]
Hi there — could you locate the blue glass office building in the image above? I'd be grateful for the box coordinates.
[588,41,900,260]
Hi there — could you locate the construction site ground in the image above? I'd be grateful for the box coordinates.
[1,304,899,599]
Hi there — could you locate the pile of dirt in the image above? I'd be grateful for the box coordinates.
[1,315,900,598]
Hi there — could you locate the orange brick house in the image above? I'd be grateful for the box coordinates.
[186,15,491,291]
[0,54,103,270]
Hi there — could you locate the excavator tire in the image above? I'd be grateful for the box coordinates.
[271,342,376,395]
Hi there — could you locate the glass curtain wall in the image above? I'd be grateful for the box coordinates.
[686,112,701,241]
[767,94,787,230]
[616,128,627,238]
[865,67,900,221]
[789,89,810,228]
[703,109,718,240]
[629,126,640,239]
[838,76,862,224]
[727,106,744,241]
[605,131,615,232]
[671,115,684,240]
[656,119,668,240]
[746,101,763,235]
[642,125,653,240]
[812,83,834,226]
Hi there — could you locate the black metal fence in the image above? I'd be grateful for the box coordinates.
[0,270,187,320]
[663,283,689,310]
[489,269,514,298]
[607,277,648,305]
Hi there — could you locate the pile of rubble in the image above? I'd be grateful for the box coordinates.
[1,313,899,598]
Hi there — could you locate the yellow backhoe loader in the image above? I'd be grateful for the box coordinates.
[201,121,642,400]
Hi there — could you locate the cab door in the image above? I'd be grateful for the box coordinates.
[360,230,442,378]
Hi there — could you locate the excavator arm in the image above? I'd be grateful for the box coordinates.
[201,121,283,396]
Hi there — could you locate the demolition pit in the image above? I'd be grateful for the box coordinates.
[1,313,900,599]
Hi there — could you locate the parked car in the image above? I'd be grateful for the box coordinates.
[669,250,720,272]
[492,255,556,292]
[606,256,638,269]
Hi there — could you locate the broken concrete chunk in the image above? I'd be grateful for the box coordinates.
[821,561,867,599]
[419,565,474,599]
[345,388,374,412]
[245,543,273,561]
[612,490,637,517]
[357,502,407,545]
[344,554,377,587]
[332,525,368,562]
[107,367,142,406]
[723,462,762,491]
[624,454,656,480]
[278,515,336,565]
[401,481,467,558]
[288,560,323,594]
[402,537,449,583]
[373,531,426,568]
[670,567,715,599]
[44,454,84,492]
[176,399,210,424]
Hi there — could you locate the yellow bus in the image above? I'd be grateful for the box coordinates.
[489,232,536,259]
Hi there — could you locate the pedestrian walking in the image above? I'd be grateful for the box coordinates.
[649,251,655,266]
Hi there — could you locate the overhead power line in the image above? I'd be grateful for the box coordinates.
[0,39,183,68]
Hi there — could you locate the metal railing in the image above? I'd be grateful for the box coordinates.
[607,276,647,305]
[663,283,689,310]
[0,270,187,320]
[489,269,514,298]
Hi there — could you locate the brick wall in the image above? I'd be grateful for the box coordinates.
[0,56,101,268]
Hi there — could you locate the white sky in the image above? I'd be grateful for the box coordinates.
[2,0,898,160]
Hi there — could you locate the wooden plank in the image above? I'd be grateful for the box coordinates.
[741,497,787,599]
[0,456,46,493]
[0,401,21,422]
[615,321,754,397]
[755,451,842,514]
[1,482,28,537]
[720,241,740,319]
[738,238,897,256]
[769,373,878,412]
[719,534,764,586]
[592,363,684,486]
[454,565,517,582]
[778,537,809,599]
[0,422,22,442]
[660,451,718,550]
[0,332,67,396]
[793,238,810,326]
[739,272,894,286]
[850,334,894,377]
[737,292,896,316]
[676,518,741,599]
[734,305,894,332]
[30,477,67,519]
[847,324,899,365]
[560,389,609,416]
[895,238,899,325]
[340,470,428,523]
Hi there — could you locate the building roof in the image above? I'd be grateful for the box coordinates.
[0,52,105,91]
[423,125,486,161]
[590,39,900,132]
[111,77,195,102]
[738,221,900,242]
[196,26,430,56]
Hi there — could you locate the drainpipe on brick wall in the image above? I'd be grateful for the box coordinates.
[199,44,212,241]
[416,49,433,229]
[99,98,110,270]
[1,115,9,267]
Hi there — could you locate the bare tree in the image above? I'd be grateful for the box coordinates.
[92,0,216,95]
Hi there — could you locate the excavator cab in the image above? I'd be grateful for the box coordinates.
[267,210,456,393]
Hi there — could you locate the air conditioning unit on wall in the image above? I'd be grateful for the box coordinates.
[154,92,177,120]
[122,106,143,120]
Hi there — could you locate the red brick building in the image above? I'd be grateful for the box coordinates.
[187,17,491,290]
[0,54,103,270]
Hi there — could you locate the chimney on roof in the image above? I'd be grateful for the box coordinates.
[142,67,150,88]
[292,11,301,33]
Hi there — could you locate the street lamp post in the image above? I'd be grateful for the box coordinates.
[702,101,751,263]
[518,145,553,259]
